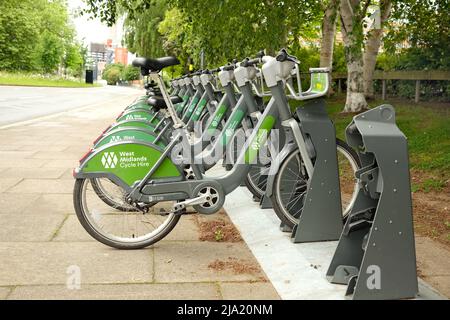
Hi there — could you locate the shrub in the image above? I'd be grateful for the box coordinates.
[103,63,124,74]
[121,65,140,81]
[102,66,121,85]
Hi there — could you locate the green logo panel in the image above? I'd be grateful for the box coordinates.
[184,96,199,119]
[207,102,228,134]
[220,109,245,146]
[244,115,276,164]
[191,99,207,121]
[176,95,190,113]
[117,111,159,126]
[82,143,181,186]
[95,129,166,149]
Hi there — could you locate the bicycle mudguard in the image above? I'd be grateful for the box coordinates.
[118,107,156,119]
[110,120,156,132]
[75,141,182,189]
[94,128,167,149]
[124,99,149,110]
[125,104,152,112]
[116,110,160,126]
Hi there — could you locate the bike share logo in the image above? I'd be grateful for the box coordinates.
[125,114,146,121]
[101,152,119,169]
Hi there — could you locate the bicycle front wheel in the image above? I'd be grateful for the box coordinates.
[73,178,181,249]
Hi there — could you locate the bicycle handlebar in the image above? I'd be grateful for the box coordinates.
[276,48,300,64]
[241,57,261,67]
[222,64,235,71]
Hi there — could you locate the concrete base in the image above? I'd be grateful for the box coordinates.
[224,187,447,300]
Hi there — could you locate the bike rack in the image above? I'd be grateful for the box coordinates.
[291,99,344,243]
[326,105,418,300]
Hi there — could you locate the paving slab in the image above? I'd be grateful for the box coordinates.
[0,158,47,168]
[42,159,79,168]
[0,178,23,192]
[154,241,268,283]
[19,145,68,152]
[26,194,75,215]
[0,167,67,179]
[58,169,75,179]
[0,287,12,300]
[220,282,280,300]
[52,215,93,242]
[163,215,202,242]
[7,283,221,300]
[0,145,21,151]
[0,242,153,286]
[7,179,74,194]
[0,193,41,214]
[0,151,37,160]
[0,214,65,242]
[30,151,85,160]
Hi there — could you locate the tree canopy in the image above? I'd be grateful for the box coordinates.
[0,0,85,75]
[82,0,448,71]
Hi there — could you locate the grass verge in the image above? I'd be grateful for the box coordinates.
[322,95,450,246]
[324,95,450,192]
[0,71,100,88]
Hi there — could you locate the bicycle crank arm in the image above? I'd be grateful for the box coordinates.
[173,195,209,211]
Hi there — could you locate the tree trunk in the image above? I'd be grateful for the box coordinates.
[363,0,392,99]
[320,0,339,94]
[320,0,339,69]
[340,0,368,113]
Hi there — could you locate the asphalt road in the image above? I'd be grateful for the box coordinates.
[0,85,143,126]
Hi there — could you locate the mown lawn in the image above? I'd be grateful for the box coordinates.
[323,96,450,193]
[0,71,99,88]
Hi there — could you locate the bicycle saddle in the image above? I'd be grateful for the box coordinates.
[132,56,180,72]
[148,96,183,110]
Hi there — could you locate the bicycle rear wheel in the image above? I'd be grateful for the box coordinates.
[270,138,360,228]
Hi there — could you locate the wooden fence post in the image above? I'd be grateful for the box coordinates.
[382,79,387,100]
[338,79,342,94]
[415,80,420,103]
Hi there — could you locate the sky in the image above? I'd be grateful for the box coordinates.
[68,0,112,45]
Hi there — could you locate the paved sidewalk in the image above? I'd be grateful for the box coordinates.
[0,89,279,300]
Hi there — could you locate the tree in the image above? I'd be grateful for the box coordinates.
[340,0,372,112]
[0,1,41,70]
[65,43,85,77]
[166,0,322,68]
[363,0,392,99]
[320,0,339,70]
[0,0,81,74]
[319,0,340,94]
[81,0,154,27]
[38,31,65,73]
[123,0,167,58]
[384,0,450,70]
